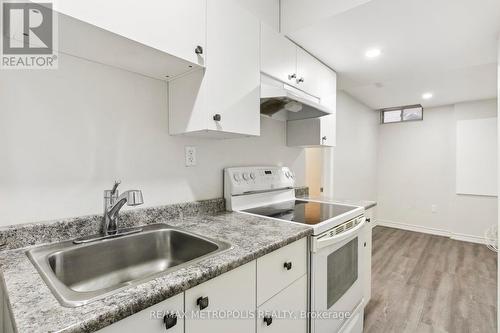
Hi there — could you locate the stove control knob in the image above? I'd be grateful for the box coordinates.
[233,173,241,182]
[250,172,256,180]
[242,173,250,181]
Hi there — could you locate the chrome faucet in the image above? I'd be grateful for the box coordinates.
[103,181,144,235]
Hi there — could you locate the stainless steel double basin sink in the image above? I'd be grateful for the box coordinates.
[27,224,231,307]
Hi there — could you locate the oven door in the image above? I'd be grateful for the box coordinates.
[311,218,365,333]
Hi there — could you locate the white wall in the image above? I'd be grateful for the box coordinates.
[305,148,323,196]
[0,54,306,226]
[377,99,498,242]
[236,0,279,31]
[332,91,379,200]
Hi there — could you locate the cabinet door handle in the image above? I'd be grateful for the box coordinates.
[263,315,273,326]
[284,261,292,270]
[195,45,203,55]
[163,313,177,329]
[296,77,304,84]
[288,73,296,80]
[213,114,221,121]
[197,296,209,310]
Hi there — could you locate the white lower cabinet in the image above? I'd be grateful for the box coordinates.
[363,208,374,305]
[97,293,184,333]
[257,275,308,333]
[71,239,307,333]
[185,261,256,333]
[257,238,307,306]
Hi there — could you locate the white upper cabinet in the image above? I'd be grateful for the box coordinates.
[260,25,337,114]
[295,48,325,98]
[54,0,206,66]
[317,66,337,112]
[261,23,297,85]
[203,0,260,134]
[169,0,260,137]
[287,114,336,147]
[319,114,336,147]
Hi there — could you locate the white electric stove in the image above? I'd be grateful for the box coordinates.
[224,166,366,333]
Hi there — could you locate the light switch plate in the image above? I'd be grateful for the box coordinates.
[185,146,196,167]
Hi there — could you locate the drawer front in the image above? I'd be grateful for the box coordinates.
[257,238,307,305]
[97,293,184,333]
[257,274,308,333]
[185,261,256,333]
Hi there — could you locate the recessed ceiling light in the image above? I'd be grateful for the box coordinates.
[422,92,433,100]
[365,48,381,58]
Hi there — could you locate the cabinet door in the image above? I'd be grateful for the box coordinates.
[203,0,260,135]
[320,114,336,147]
[295,48,323,97]
[261,23,297,84]
[97,293,184,333]
[169,0,260,137]
[318,67,337,113]
[55,0,206,65]
[257,275,308,333]
[185,261,256,333]
[363,209,374,304]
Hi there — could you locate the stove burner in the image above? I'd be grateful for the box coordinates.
[243,200,356,225]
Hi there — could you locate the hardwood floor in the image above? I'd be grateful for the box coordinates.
[364,226,497,333]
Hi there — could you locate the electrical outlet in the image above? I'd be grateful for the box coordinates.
[185,146,196,167]
[431,204,438,213]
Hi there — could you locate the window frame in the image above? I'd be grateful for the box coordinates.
[380,104,424,124]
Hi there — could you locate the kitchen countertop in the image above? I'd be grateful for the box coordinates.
[296,195,377,210]
[0,211,312,333]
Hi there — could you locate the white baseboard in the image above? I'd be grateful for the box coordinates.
[375,219,487,245]
[450,233,488,245]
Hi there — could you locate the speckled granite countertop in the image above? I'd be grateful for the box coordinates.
[0,206,311,332]
[296,195,377,210]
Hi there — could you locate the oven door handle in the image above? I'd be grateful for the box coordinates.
[312,219,366,252]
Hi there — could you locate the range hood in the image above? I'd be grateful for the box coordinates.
[260,74,331,121]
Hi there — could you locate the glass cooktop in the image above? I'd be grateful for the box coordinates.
[242,200,356,225]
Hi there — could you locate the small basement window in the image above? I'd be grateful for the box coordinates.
[380,104,423,124]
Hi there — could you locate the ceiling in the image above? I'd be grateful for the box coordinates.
[287,0,500,109]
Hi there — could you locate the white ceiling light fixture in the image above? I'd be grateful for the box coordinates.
[422,92,433,100]
[365,48,381,58]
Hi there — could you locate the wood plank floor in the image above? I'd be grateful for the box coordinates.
[364,226,497,333]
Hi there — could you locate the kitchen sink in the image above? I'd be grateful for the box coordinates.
[27,224,231,307]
